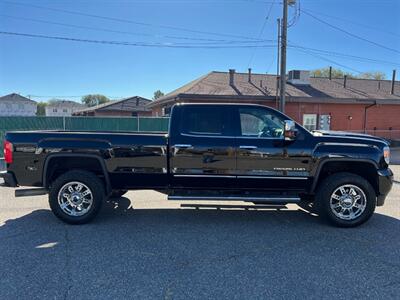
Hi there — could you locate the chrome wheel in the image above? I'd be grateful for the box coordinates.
[57,181,93,217]
[330,184,367,220]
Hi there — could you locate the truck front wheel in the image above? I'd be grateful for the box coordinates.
[48,170,105,224]
[316,172,376,227]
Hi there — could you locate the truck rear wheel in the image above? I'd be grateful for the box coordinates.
[48,170,105,224]
[316,172,376,227]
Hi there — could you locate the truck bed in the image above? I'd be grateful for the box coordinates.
[5,130,169,188]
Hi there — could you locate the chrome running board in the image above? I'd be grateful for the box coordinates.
[168,195,300,203]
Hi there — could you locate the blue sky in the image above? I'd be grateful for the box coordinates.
[0,0,399,101]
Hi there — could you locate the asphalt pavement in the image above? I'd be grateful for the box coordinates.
[0,167,399,299]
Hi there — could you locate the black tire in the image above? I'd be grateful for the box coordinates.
[110,190,128,199]
[48,170,105,225]
[316,172,376,227]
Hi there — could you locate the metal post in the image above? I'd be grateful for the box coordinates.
[137,116,140,131]
[391,69,396,95]
[276,18,281,106]
[63,116,66,131]
[279,0,288,113]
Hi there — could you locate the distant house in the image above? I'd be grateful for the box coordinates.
[45,100,85,116]
[0,93,37,116]
[73,96,152,117]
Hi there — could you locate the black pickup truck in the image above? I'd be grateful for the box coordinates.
[1,103,393,227]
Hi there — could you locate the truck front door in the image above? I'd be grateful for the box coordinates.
[169,105,236,189]
[233,105,312,191]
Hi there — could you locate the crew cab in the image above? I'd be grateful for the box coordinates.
[0,103,394,227]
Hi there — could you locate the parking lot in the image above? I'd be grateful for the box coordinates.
[0,167,399,299]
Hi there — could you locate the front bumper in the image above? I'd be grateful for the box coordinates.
[0,171,18,187]
[376,168,393,206]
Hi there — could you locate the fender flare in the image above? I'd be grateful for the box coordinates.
[42,153,112,194]
[310,158,379,193]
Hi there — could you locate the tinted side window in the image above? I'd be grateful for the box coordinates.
[239,107,285,138]
[181,106,230,136]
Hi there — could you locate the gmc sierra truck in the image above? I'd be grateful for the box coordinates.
[0,103,393,227]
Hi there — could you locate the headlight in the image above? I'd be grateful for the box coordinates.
[383,146,390,165]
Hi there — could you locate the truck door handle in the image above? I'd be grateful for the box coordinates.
[174,144,193,149]
[239,145,257,150]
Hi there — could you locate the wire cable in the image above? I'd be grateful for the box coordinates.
[288,44,400,67]
[1,0,267,41]
[247,0,276,67]
[302,8,400,38]
[301,9,400,54]
[292,47,363,74]
[0,14,275,44]
[0,30,278,48]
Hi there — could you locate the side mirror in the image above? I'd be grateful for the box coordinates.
[284,120,297,141]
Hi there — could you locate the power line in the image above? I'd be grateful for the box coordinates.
[293,47,363,74]
[0,30,278,48]
[302,8,400,38]
[301,9,400,54]
[247,0,276,67]
[287,0,300,27]
[2,28,393,67]
[0,14,275,45]
[288,44,400,67]
[1,0,267,41]
[18,0,279,3]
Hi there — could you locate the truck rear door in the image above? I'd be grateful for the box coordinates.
[169,105,236,189]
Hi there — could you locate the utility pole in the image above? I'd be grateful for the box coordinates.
[275,18,281,106]
[279,0,288,113]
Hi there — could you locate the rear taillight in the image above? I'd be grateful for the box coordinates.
[4,140,13,164]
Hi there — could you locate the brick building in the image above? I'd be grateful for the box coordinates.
[148,69,400,139]
[73,96,152,117]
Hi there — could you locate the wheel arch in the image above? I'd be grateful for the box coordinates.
[43,153,112,194]
[311,159,379,195]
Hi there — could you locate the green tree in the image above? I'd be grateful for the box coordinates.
[36,102,47,116]
[311,67,386,80]
[358,71,386,80]
[81,94,110,107]
[310,67,354,79]
[153,90,165,100]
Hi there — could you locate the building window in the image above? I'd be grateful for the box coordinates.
[6,103,12,109]
[63,109,68,113]
[303,114,317,131]
[53,108,57,113]
[18,104,24,110]
[162,106,172,116]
